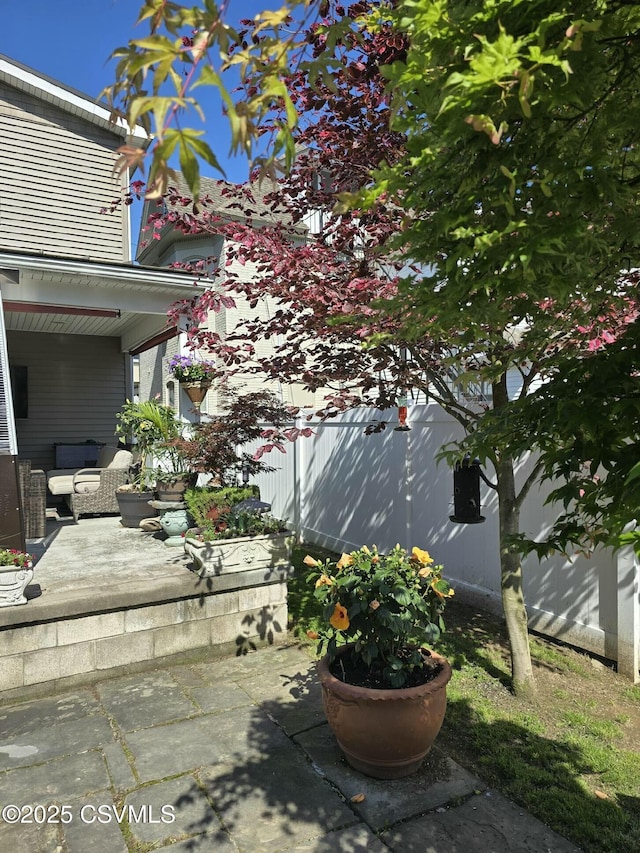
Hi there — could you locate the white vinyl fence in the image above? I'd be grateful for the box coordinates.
[253,403,639,681]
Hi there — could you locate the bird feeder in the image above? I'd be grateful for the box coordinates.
[449,455,485,524]
[394,391,411,432]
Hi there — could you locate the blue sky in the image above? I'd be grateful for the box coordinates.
[0,0,275,183]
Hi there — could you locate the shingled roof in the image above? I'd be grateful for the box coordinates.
[135,170,306,265]
[166,172,302,229]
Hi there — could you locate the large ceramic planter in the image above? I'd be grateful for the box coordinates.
[116,489,157,528]
[0,564,35,607]
[318,645,452,779]
[184,531,293,577]
[155,474,196,503]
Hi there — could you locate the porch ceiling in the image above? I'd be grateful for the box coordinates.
[0,251,207,352]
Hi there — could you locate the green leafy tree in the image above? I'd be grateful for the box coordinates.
[102,0,322,198]
[352,0,640,695]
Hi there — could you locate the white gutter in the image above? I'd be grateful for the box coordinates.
[0,253,207,292]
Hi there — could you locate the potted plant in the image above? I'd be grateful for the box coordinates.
[135,399,195,500]
[0,547,35,607]
[116,400,165,527]
[185,484,260,527]
[179,389,297,574]
[168,354,216,410]
[116,399,195,506]
[305,544,454,779]
[184,505,292,576]
[172,388,295,487]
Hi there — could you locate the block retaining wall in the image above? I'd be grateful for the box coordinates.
[0,567,290,702]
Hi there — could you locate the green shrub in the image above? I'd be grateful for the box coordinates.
[188,511,288,542]
[184,485,259,528]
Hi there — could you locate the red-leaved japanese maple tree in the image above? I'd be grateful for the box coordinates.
[125,0,639,697]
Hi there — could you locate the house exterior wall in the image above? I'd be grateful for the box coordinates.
[138,232,321,414]
[7,330,127,471]
[138,337,181,410]
[0,81,128,262]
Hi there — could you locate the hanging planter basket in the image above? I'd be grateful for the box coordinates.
[180,381,212,410]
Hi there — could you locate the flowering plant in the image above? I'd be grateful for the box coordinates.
[305,545,454,688]
[168,354,216,383]
[0,548,34,569]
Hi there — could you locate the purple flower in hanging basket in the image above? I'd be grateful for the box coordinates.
[168,354,216,383]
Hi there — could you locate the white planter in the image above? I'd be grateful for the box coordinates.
[184,532,293,577]
[0,564,34,607]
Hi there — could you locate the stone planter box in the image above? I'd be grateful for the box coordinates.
[184,531,294,577]
[0,564,35,607]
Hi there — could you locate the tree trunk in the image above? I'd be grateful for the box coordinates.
[495,455,537,699]
[492,373,537,699]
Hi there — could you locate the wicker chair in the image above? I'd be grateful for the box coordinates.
[67,467,130,522]
[17,460,47,539]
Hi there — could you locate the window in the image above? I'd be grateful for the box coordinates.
[166,379,176,410]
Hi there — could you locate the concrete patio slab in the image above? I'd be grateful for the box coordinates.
[0,712,115,771]
[0,631,583,852]
[200,753,359,853]
[124,773,225,847]
[381,787,583,852]
[96,670,201,731]
[295,725,483,832]
[0,750,112,803]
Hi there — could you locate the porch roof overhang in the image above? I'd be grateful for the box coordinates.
[0,250,208,353]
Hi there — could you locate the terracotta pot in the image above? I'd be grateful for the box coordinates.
[318,645,452,779]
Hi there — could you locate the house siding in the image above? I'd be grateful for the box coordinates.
[7,330,127,471]
[0,82,128,262]
[137,231,322,415]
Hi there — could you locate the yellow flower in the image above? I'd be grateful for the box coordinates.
[412,547,434,566]
[418,566,432,578]
[315,574,333,588]
[330,603,350,631]
[304,555,320,567]
[336,553,354,570]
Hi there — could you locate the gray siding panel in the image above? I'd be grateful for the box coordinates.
[0,83,128,262]
[7,331,127,471]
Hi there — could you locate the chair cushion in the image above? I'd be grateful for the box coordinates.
[46,469,78,495]
[47,448,132,496]
[97,446,133,468]
[72,472,102,494]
